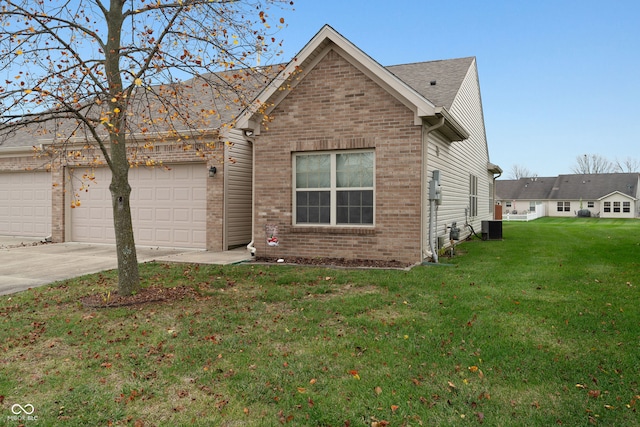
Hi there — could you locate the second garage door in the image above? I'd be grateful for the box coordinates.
[0,171,52,238]
[70,164,207,248]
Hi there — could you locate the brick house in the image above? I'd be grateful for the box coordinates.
[1,25,500,263]
[237,25,501,263]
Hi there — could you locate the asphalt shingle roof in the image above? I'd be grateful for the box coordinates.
[2,55,473,148]
[386,57,475,109]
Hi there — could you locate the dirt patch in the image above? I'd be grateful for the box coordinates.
[254,256,413,269]
[80,285,197,308]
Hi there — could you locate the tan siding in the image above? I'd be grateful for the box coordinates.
[424,59,495,251]
[224,129,253,248]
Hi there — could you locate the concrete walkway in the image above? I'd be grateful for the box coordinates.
[0,236,252,296]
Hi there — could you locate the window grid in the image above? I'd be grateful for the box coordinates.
[294,151,374,226]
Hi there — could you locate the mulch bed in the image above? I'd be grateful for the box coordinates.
[80,285,197,308]
[254,256,414,269]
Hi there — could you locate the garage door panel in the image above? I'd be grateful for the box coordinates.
[70,164,206,248]
[0,171,52,238]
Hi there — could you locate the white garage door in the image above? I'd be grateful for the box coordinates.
[0,171,52,238]
[70,164,207,248]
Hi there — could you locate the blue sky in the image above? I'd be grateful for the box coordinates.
[274,0,640,177]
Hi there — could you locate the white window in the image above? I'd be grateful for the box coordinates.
[529,201,536,212]
[604,201,611,212]
[623,202,631,213]
[587,201,594,208]
[469,174,478,217]
[294,150,374,226]
[557,201,570,212]
[614,201,621,213]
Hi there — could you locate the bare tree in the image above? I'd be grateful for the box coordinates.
[614,156,640,173]
[508,164,537,180]
[571,154,615,174]
[0,0,292,295]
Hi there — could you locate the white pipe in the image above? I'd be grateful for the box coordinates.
[423,117,445,262]
[246,138,256,256]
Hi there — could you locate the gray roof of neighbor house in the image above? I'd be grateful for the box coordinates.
[386,57,475,110]
[496,173,640,200]
[1,55,474,149]
[495,177,557,200]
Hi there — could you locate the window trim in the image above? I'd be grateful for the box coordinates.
[469,174,478,217]
[292,150,375,227]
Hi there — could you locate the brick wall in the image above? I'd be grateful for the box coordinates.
[254,49,423,263]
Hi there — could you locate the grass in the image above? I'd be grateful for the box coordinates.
[1,217,639,426]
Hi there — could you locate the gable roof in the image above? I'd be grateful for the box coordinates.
[496,173,640,201]
[549,173,638,200]
[234,25,470,141]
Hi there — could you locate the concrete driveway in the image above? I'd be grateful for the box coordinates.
[0,237,252,296]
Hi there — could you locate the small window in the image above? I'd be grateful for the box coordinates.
[506,201,512,208]
[623,201,631,213]
[587,201,594,208]
[529,202,536,212]
[469,174,478,217]
[613,201,621,213]
[557,201,570,212]
[604,201,611,213]
[294,150,374,226]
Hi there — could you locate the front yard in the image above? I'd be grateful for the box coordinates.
[1,218,639,426]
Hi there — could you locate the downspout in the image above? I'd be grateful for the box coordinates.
[492,169,502,219]
[246,135,257,256]
[422,116,445,263]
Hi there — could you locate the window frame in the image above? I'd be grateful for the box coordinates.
[604,201,611,213]
[613,201,621,213]
[469,174,478,217]
[557,201,570,212]
[623,201,631,213]
[293,150,375,227]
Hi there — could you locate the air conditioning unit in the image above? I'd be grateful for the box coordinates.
[481,220,503,240]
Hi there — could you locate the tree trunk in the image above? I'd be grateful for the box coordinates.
[105,0,139,295]
[110,167,139,296]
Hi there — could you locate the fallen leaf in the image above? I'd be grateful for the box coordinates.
[243,407,249,415]
[374,386,383,395]
[391,405,399,413]
[309,378,317,385]
[297,387,306,393]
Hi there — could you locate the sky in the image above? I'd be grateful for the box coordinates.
[272,0,640,178]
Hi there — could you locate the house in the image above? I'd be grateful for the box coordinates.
[0,25,501,264]
[496,173,640,219]
[237,25,501,263]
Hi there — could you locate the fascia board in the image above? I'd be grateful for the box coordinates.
[598,190,637,201]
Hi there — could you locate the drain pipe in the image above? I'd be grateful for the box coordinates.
[423,116,445,263]
[246,136,257,256]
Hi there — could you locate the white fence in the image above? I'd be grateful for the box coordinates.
[503,204,546,222]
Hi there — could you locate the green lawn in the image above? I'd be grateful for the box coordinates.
[1,218,639,426]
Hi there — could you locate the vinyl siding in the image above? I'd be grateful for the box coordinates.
[424,59,494,251]
[224,129,253,248]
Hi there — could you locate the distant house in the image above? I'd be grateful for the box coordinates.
[1,25,502,264]
[496,173,640,219]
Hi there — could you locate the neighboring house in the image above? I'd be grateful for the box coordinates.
[496,173,640,219]
[0,25,501,264]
